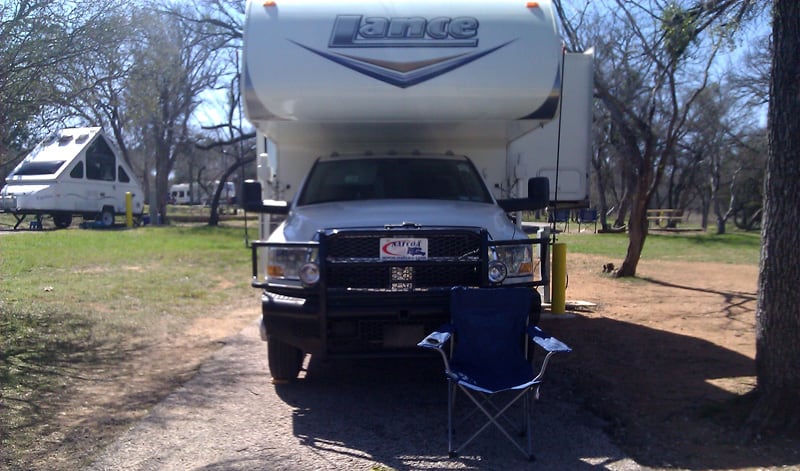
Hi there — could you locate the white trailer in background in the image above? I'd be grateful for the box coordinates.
[0,127,144,229]
[240,0,593,380]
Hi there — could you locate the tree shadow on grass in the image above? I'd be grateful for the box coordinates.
[0,308,164,471]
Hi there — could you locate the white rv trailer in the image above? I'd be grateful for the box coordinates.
[169,183,205,205]
[169,181,236,205]
[240,0,593,380]
[0,127,144,229]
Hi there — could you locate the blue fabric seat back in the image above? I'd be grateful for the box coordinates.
[449,287,533,391]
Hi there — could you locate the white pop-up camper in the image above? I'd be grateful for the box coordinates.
[240,0,593,380]
[0,127,144,229]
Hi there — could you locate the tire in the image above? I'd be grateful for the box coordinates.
[267,338,304,382]
[52,213,72,229]
[100,207,115,227]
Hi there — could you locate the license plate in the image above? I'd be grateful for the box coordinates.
[379,238,428,260]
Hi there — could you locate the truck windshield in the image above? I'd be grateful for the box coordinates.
[297,157,493,206]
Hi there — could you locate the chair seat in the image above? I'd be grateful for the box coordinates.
[449,359,537,393]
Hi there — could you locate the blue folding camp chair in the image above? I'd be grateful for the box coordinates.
[418,286,571,461]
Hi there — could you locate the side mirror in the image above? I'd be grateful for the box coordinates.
[527,176,550,209]
[497,177,550,212]
[241,180,289,215]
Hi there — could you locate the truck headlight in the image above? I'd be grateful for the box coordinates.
[299,263,320,286]
[488,261,508,283]
[488,244,534,283]
[266,247,319,286]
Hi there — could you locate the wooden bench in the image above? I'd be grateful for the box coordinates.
[646,209,684,228]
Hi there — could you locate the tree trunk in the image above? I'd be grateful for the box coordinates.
[591,149,611,232]
[207,156,255,227]
[748,0,800,432]
[614,178,650,277]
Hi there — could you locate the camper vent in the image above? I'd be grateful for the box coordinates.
[76,134,90,144]
[58,135,73,145]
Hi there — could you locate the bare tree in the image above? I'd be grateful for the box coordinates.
[175,0,258,226]
[748,0,800,433]
[125,4,227,223]
[66,7,140,173]
[195,70,256,227]
[555,0,760,277]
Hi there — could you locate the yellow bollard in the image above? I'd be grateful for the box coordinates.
[551,242,567,314]
[125,192,133,228]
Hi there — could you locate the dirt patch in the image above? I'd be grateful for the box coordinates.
[19,298,260,471]
[548,253,799,469]
[14,253,800,470]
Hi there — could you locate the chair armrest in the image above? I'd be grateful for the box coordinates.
[528,326,571,353]
[528,326,571,383]
[417,324,453,350]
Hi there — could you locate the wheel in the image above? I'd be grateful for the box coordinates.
[100,207,115,227]
[267,337,304,382]
[52,213,72,229]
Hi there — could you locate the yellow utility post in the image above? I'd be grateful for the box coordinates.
[125,192,133,228]
[551,242,567,314]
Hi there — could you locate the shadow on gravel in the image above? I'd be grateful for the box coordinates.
[270,354,630,470]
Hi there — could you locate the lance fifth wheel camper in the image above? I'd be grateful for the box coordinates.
[1,127,144,230]
[240,0,593,381]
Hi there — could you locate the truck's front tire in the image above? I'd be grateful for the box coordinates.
[267,338,303,382]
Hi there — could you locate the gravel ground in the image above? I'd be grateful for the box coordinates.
[87,321,644,471]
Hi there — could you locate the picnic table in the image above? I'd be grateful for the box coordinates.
[646,209,684,228]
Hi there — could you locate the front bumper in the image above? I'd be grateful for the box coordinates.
[252,227,547,358]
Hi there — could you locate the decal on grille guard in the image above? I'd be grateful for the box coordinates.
[380,238,428,260]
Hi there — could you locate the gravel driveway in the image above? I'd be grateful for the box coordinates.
[88,321,643,471]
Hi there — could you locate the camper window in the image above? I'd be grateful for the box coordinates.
[86,138,116,182]
[70,161,84,179]
[118,166,130,183]
[12,160,66,176]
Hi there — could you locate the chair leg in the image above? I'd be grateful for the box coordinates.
[525,388,535,461]
[451,386,536,459]
[447,381,456,456]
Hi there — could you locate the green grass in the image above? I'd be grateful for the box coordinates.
[0,221,762,469]
[556,230,761,265]
[0,224,255,469]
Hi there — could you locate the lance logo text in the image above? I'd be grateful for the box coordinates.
[329,15,479,48]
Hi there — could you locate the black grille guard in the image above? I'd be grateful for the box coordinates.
[250,226,549,292]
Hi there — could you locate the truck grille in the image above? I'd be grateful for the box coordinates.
[326,232,481,258]
[324,230,483,292]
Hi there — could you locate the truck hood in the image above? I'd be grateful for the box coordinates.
[272,199,524,242]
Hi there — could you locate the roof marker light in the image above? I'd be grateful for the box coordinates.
[263,1,276,7]
[526,2,540,8]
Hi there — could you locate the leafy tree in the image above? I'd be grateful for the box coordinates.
[0,0,117,178]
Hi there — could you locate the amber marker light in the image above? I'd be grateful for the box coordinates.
[263,1,276,6]
[526,2,540,7]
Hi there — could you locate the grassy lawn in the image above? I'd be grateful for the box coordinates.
[0,222,762,469]
[556,229,761,266]
[0,224,255,469]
